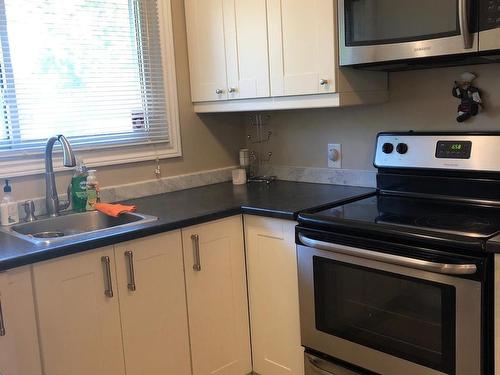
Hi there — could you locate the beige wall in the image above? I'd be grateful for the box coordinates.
[8,0,246,201]
[8,0,500,201]
[254,63,500,171]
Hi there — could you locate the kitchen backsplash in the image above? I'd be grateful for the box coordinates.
[18,166,235,217]
[260,165,376,188]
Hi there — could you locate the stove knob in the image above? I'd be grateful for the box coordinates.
[382,143,394,154]
[396,143,409,154]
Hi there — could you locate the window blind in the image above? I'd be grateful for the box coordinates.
[0,0,169,156]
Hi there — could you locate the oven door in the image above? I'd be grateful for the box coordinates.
[339,0,479,66]
[297,235,482,375]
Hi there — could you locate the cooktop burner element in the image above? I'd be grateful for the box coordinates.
[306,195,500,241]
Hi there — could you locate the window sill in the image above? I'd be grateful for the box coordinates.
[0,141,182,178]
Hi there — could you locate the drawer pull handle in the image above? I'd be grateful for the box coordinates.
[0,298,5,336]
[191,234,202,271]
[125,251,136,292]
[101,256,114,298]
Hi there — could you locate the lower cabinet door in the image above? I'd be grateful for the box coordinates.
[0,267,42,375]
[114,231,192,375]
[33,247,126,375]
[182,215,252,375]
[244,215,304,375]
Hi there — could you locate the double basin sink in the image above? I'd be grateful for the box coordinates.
[3,210,158,244]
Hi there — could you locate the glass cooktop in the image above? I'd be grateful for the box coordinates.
[307,194,500,239]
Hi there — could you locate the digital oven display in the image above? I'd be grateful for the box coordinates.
[435,141,472,159]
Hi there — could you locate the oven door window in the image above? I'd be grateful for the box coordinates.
[344,0,460,46]
[313,257,456,374]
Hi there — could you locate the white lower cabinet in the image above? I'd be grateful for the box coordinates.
[114,232,192,375]
[182,215,252,375]
[18,214,301,375]
[244,215,304,375]
[33,231,191,375]
[0,267,42,375]
[33,246,127,375]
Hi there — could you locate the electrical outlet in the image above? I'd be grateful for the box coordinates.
[328,144,342,168]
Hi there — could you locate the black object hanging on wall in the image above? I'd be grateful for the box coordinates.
[452,72,484,123]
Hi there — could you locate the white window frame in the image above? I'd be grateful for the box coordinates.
[0,0,182,178]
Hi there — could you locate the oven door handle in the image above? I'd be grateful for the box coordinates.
[459,0,473,49]
[298,234,477,275]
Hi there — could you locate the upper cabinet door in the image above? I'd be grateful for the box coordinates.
[0,267,43,375]
[185,0,228,101]
[224,0,270,100]
[114,231,192,375]
[33,247,126,375]
[268,0,337,96]
[182,215,252,375]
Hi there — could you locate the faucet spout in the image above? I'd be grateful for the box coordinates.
[45,135,76,217]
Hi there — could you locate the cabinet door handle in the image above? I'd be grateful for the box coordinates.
[215,89,224,95]
[0,297,5,337]
[101,256,114,298]
[191,234,201,271]
[320,79,329,86]
[228,87,237,94]
[125,251,136,292]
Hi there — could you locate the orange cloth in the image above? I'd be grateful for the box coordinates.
[95,203,137,218]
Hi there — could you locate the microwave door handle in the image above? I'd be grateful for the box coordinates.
[298,234,477,276]
[459,0,473,49]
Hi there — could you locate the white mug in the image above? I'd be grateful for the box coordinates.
[232,169,247,185]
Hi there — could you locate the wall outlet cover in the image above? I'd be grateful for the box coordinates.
[328,144,342,168]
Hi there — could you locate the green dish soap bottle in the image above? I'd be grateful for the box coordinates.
[71,160,88,213]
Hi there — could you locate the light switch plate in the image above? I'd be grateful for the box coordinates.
[328,144,342,168]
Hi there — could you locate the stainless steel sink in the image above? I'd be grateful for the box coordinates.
[5,211,158,244]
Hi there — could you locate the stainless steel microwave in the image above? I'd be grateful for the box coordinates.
[339,0,500,66]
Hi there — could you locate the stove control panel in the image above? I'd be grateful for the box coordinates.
[435,141,472,159]
[374,133,500,171]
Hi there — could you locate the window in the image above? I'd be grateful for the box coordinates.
[0,0,180,176]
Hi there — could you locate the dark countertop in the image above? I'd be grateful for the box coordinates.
[0,180,375,271]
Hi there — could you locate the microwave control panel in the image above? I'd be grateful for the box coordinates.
[482,0,500,30]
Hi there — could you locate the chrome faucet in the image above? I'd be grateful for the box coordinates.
[45,135,76,217]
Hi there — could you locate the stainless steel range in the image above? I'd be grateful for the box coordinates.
[297,132,498,375]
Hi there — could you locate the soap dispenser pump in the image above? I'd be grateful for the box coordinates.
[1,179,19,225]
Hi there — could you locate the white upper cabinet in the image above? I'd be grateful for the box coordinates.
[186,0,270,102]
[182,215,252,375]
[0,267,42,375]
[226,0,270,99]
[268,0,336,96]
[185,0,228,101]
[186,0,387,112]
